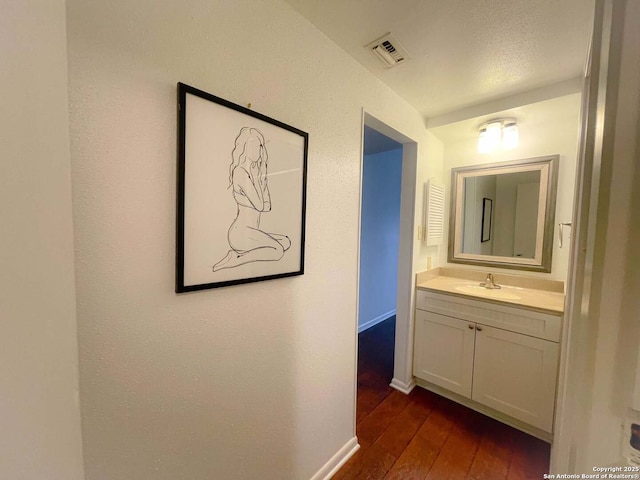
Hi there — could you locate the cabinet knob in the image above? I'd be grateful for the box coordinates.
[476,326,483,331]
[468,324,474,329]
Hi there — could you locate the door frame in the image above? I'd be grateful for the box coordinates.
[353,111,419,433]
[552,0,625,470]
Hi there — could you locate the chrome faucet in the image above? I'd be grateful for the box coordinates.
[480,273,501,289]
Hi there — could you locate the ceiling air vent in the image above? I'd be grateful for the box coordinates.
[366,33,410,68]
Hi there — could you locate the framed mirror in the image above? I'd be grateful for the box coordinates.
[448,155,559,272]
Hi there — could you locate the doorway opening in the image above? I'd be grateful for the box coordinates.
[356,124,403,422]
[358,125,403,334]
[354,112,419,431]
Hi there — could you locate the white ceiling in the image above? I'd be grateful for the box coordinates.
[284,0,594,122]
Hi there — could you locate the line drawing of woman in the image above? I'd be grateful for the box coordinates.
[212,127,291,272]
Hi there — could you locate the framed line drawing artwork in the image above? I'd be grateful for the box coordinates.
[176,83,308,292]
[481,197,492,243]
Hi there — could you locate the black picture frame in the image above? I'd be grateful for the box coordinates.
[176,83,308,292]
[481,197,492,243]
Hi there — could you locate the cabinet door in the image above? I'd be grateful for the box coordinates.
[472,325,559,432]
[413,310,475,398]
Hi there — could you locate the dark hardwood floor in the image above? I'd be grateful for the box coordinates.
[335,316,550,480]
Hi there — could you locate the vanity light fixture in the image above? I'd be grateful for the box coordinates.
[477,118,519,153]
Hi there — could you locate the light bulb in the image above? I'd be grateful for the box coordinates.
[478,121,501,154]
[502,122,519,150]
[478,128,490,153]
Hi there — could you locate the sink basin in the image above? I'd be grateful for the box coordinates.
[454,284,521,300]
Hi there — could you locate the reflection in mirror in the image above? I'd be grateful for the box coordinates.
[449,156,558,272]
[462,170,541,258]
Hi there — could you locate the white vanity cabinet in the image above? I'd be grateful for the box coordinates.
[413,288,562,436]
[472,324,559,432]
[413,310,475,398]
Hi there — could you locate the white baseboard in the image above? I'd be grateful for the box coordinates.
[310,436,360,480]
[390,377,416,395]
[358,309,396,333]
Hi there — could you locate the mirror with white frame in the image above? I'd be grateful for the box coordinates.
[448,155,559,272]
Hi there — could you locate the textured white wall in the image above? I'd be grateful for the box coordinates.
[0,1,84,478]
[66,0,439,478]
[433,93,582,281]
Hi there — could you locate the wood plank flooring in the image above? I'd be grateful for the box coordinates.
[335,316,550,480]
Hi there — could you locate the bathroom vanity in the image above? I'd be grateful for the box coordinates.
[413,268,564,441]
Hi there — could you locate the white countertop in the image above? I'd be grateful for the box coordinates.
[417,275,565,314]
